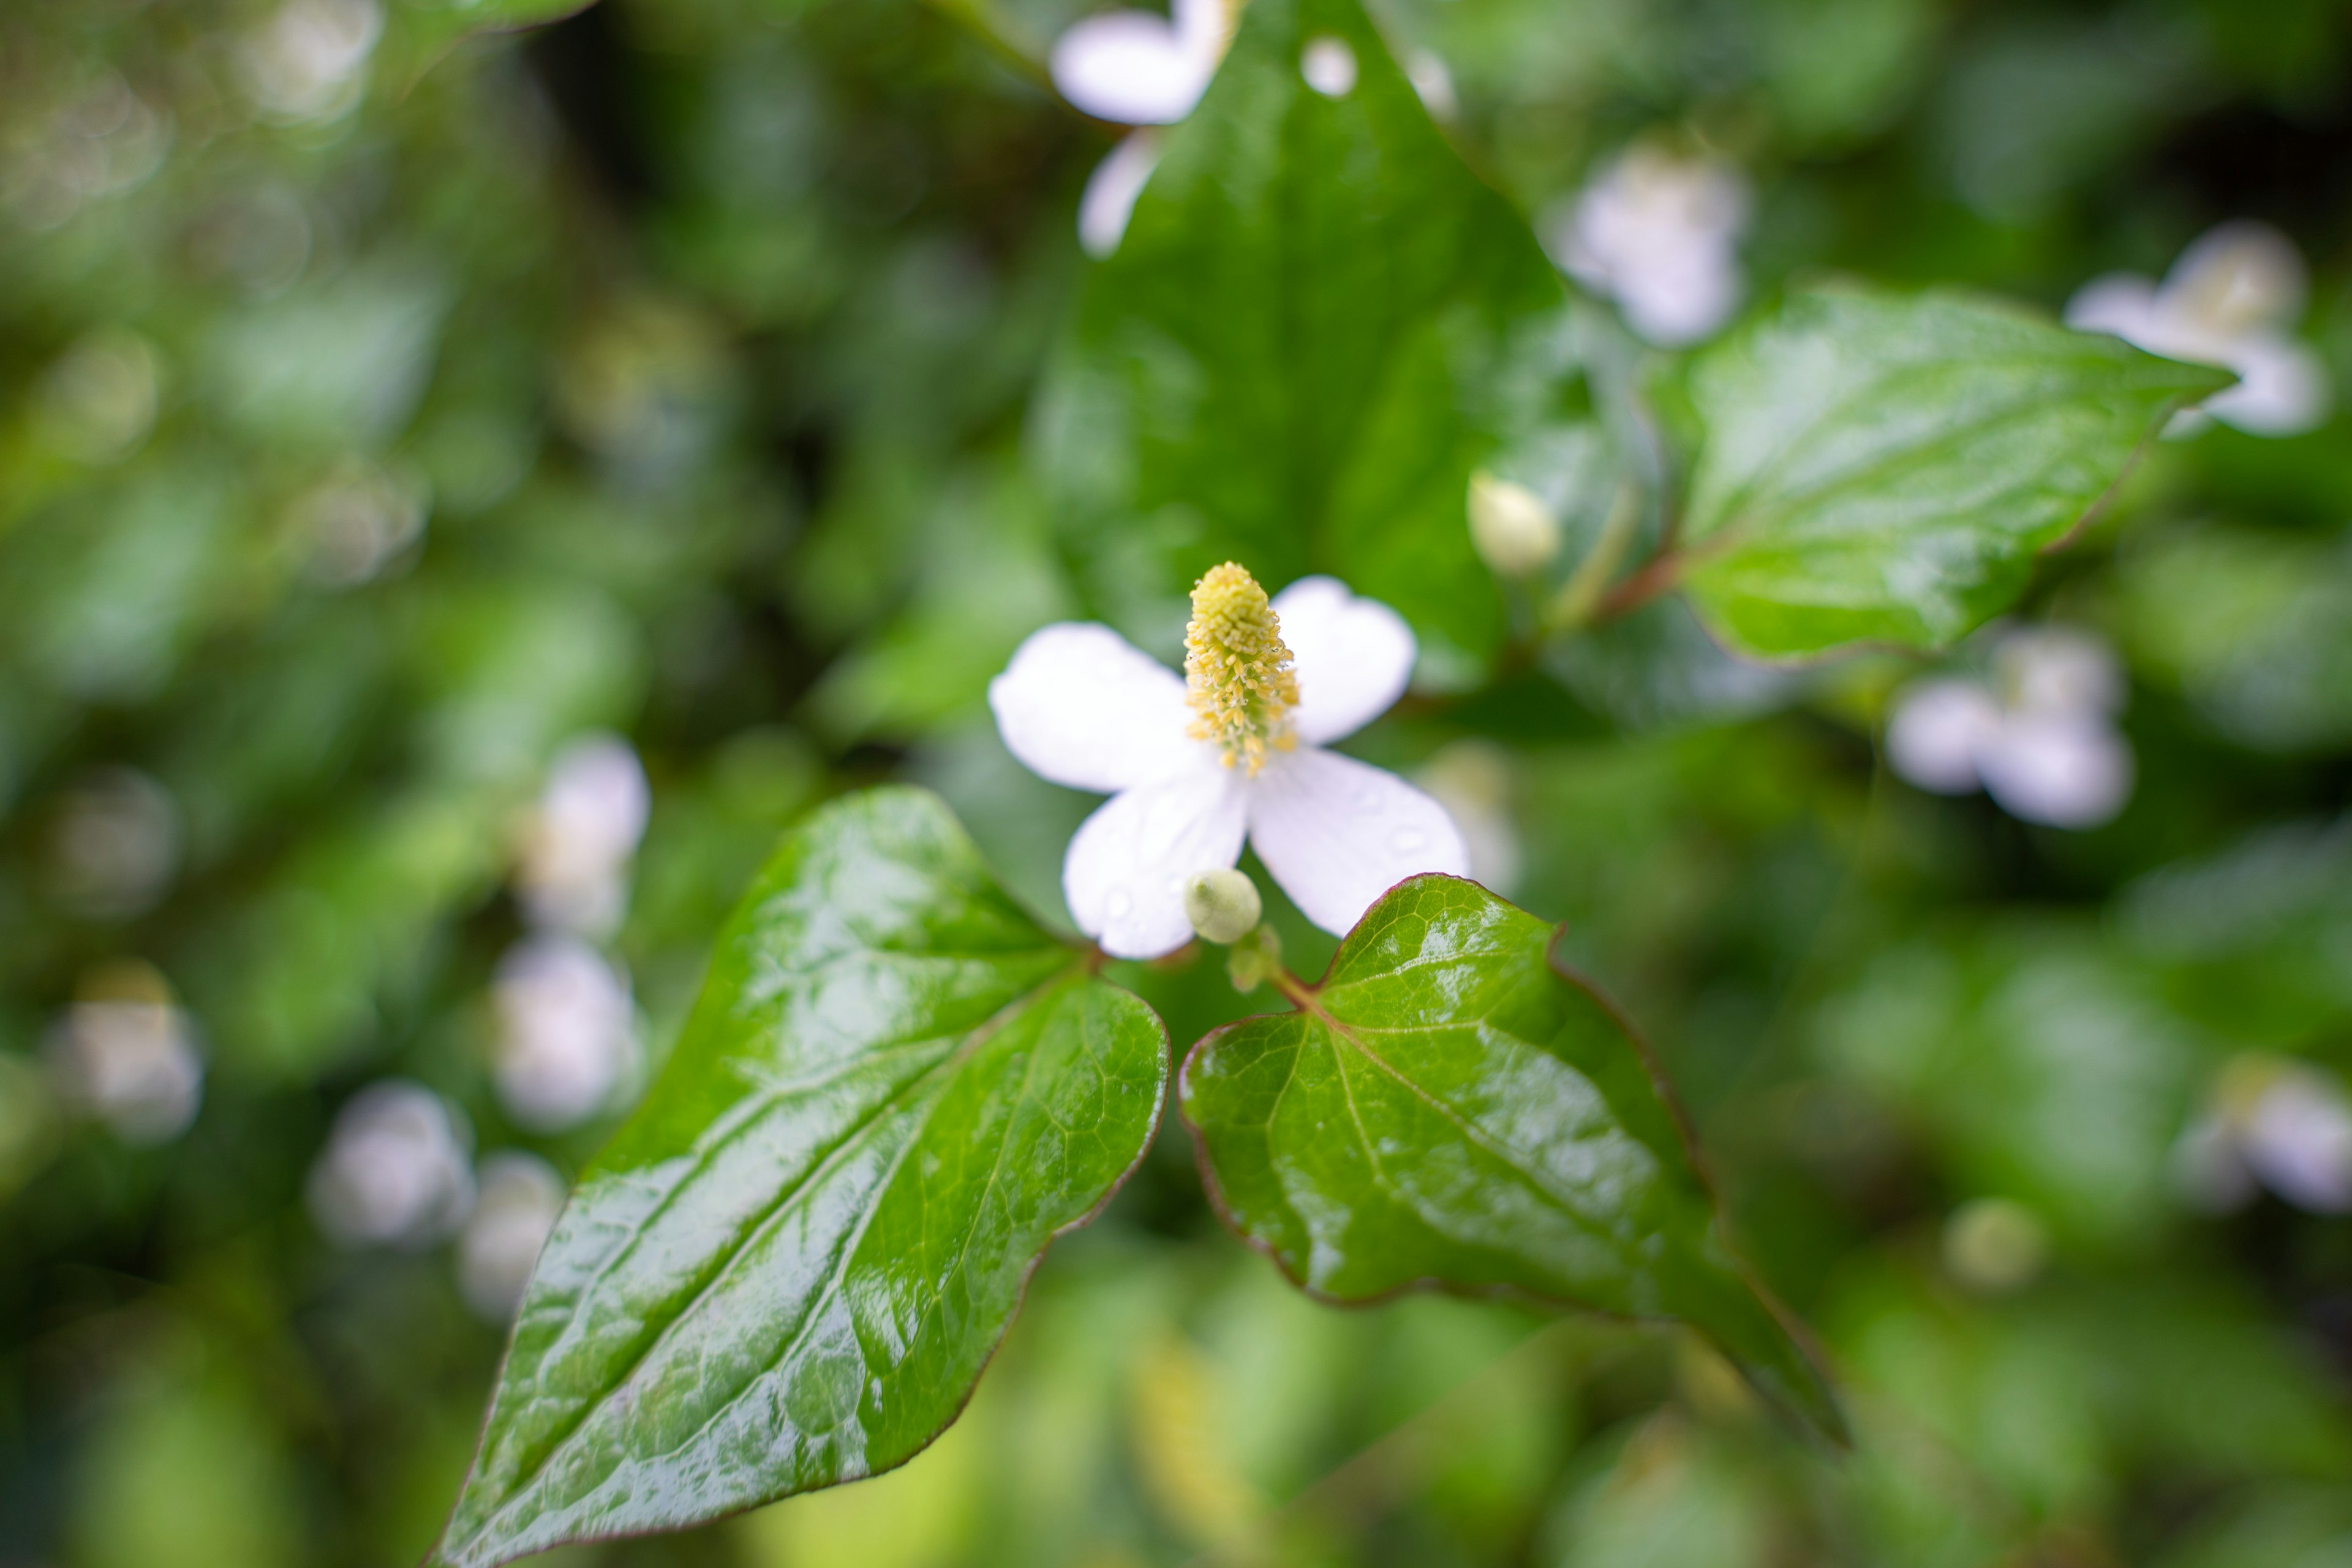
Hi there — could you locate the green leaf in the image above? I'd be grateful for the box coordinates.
[1179,875,1846,1444]
[1675,286,2234,658]
[433,786,1167,1568]
[1038,0,1585,676]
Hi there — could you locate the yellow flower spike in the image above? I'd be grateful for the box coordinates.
[1183,561,1299,774]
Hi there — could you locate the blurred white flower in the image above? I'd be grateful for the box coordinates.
[492,936,638,1132]
[1553,146,1750,348]
[45,963,203,1146]
[1414,741,1521,896]
[46,767,180,919]
[515,734,650,938]
[296,457,429,587]
[457,1152,566,1321]
[1885,625,2135,829]
[2067,222,2331,438]
[1300,36,1357,97]
[2174,1055,2352,1215]
[307,1081,475,1247]
[1053,0,1235,258]
[240,0,383,125]
[35,330,160,464]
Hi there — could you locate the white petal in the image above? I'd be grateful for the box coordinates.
[1065,768,1246,958]
[989,622,1199,793]
[1172,0,1232,64]
[1246,748,1469,937]
[1050,11,1212,125]
[1077,132,1162,260]
[1885,678,2001,794]
[2064,274,2165,347]
[2164,221,2307,336]
[2245,1071,2352,1213]
[2209,333,2331,437]
[1272,576,1416,745]
[1977,713,2134,829]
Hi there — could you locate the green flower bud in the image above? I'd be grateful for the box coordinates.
[1182,867,1262,944]
[1468,470,1561,578]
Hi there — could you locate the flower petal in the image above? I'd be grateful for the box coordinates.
[1976,712,2134,829]
[1049,11,1213,126]
[1246,747,1469,937]
[1078,132,1162,260]
[1884,677,2002,794]
[989,622,1199,793]
[2211,334,2331,437]
[1065,768,1246,959]
[1272,576,1416,745]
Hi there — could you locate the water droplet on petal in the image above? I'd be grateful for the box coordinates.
[1106,888,1134,919]
[1389,827,1426,854]
[1352,784,1384,813]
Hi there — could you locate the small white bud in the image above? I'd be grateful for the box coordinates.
[1468,471,1561,578]
[1182,867,1262,944]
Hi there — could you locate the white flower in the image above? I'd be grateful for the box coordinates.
[491,935,638,1132]
[515,733,650,938]
[457,1152,566,1321]
[45,965,203,1146]
[2066,221,2331,438]
[1885,625,2135,829]
[307,1081,475,1248]
[1053,0,1236,258]
[2173,1055,2352,1216]
[1553,145,1750,348]
[989,564,1469,958]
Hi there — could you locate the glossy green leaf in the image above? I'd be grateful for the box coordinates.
[432,786,1167,1568]
[1179,875,1846,1444]
[1038,0,1588,675]
[1675,287,2234,658]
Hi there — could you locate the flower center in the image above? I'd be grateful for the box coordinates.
[1184,562,1298,775]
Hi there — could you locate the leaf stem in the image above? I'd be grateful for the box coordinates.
[1541,478,1642,635]
[917,0,1051,88]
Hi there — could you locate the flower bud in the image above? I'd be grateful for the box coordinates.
[1182,867,1262,944]
[1467,471,1561,578]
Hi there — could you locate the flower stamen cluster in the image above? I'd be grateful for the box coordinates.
[1183,562,1299,774]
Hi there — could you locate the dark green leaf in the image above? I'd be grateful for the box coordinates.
[1038,0,1586,676]
[1179,875,1846,1444]
[433,786,1167,1568]
[1675,287,2234,658]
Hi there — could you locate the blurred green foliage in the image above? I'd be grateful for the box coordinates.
[3,0,2350,1563]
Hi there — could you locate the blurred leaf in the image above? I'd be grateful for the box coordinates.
[1675,287,2231,658]
[1038,0,1586,675]
[2110,522,2352,753]
[1815,924,2202,1246]
[1180,875,1845,1444]
[434,786,1167,1568]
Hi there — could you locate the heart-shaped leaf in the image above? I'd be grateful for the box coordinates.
[433,786,1167,1568]
[1037,0,1592,676]
[1180,875,1846,1444]
[1675,286,2234,659]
